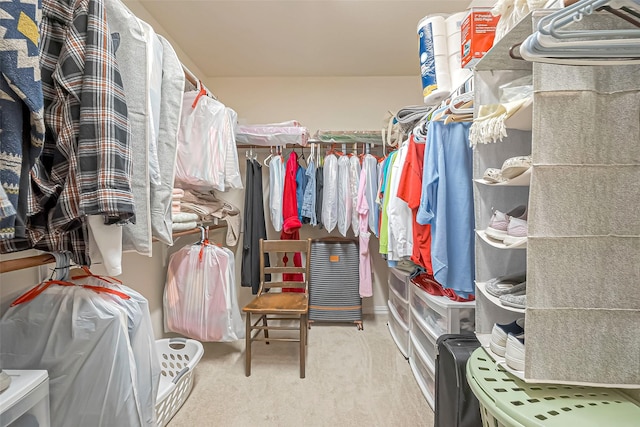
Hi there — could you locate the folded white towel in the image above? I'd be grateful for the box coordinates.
[172,212,199,223]
[171,221,198,232]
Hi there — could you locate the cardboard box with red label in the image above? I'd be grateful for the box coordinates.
[461,8,500,69]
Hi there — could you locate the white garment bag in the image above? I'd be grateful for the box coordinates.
[164,236,244,342]
[0,280,147,427]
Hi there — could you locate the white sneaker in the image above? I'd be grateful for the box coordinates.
[490,318,525,357]
[505,333,526,371]
[0,370,10,393]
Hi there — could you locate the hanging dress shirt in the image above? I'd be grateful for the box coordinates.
[337,155,352,237]
[150,35,184,245]
[268,155,284,232]
[99,0,150,274]
[397,134,432,274]
[387,140,413,263]
[349,155,361,237]
[417,121,475,298]
[17,0,135,265]
[322,154,338,233]
[378,152,398,255]
[301,158,317,225]
[363,154,379,237]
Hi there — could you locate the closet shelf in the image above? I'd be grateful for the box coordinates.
[476,230,527,250]
[474,167,531,187]
[0,225,227,274]
[476,282,526,314]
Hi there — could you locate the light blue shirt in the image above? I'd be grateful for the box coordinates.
[416,121,475,298]
[301,159,317,225]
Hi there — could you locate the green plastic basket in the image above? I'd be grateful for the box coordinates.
[466,348,640,427]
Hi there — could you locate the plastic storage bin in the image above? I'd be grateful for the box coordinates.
[388,286,410,327]
[409,307,438,365]
[155,338,204,427]
[0,370,49,427]
[410,283,475,337]
[388,268,409,300]
[409,336,436,409]
[387,302,410,358]
[466,348,640,427]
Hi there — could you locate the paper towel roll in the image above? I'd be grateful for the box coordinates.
[445,11,468,37]
[418,15,452,105]
[447,32,461,58]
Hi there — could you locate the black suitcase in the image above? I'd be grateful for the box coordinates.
[434,334,482,427]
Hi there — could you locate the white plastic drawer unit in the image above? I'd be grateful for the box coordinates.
[388,286,410,327]
[409,336,436,409]
[410,306,437,366]
[388,267,409,300]
[410,283,475,337]
[0,370,50,427]
[387,301,410,358]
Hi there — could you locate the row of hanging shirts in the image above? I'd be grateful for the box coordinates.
[266,143,383,239]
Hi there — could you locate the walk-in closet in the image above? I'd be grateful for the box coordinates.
[1,0,638,426]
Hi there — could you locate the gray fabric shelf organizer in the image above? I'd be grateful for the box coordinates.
[308,238,362,325]
[526,53,640,387]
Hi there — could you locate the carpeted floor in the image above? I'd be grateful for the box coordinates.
[167,313,434,427]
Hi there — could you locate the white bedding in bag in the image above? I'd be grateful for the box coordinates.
[0,285,143,427]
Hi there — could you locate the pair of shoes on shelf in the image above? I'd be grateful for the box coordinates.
[490,318,524,357]
[500,293,527,309]
[485,273,526,297]
[482,155,532,183]
[490,319,526,371]
[486,205,528,246]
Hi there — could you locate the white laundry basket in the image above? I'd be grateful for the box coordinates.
[155,338,204,427]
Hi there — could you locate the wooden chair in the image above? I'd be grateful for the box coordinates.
[242,238,312,378]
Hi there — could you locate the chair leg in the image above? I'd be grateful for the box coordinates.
[245,312,251,377]
[300,314,306,379]
[262,315,269,344]
[305,316,309,345]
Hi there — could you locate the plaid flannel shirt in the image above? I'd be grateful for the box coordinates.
[24,0,135,264]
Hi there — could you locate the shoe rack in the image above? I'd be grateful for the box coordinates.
[472,11,640,389]
[471,13,533,347]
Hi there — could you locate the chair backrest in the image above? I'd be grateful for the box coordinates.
[258,239,312,295]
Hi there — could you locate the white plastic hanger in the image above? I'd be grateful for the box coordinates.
[520,0,640,64]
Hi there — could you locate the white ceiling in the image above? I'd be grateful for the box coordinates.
[133,0,472,78]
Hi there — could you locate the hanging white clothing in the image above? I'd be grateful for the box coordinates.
[269,155,285,232]
[322,154,339,233]
[150,35,184,245]
[176,92,227,191]
[104,0,152,259]
[223,108,243,189]
[337,155,352,237]
[387,140,413,261]
[349,155,361,237]
[363,154,380,237]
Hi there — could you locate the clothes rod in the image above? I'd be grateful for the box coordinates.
[0,224,228,274]
[182,64,217,100]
